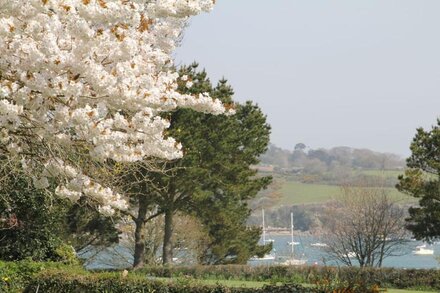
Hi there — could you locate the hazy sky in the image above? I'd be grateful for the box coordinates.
[175,0,440,156]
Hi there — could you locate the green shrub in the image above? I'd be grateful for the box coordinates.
[0,176,69,263]
[54,244,80,265]
[0,260,83,292]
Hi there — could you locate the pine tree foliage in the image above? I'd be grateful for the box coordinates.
[397,119,440,241]
[124,64,272,266]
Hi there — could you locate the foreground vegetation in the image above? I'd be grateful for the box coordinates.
[2,261,439,293]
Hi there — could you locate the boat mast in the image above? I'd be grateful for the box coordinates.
[290,212,294,256]
[262,208,266,244]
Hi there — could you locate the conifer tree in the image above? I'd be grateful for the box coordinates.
[127,64,272,267]
[397,119,440,241]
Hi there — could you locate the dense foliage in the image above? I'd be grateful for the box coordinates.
[397,119,440,241]
[0,162,120,262]
[0,171,66,261]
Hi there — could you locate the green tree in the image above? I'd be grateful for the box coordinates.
[0,168,66,261]
[397,119,440,241]
[0,161,120,262]
[125,64,272,267]
[195,200,271,264]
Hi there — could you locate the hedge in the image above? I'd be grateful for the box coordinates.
[1,261,438,292]
[1,262,319,293]
[24,271,321,293]
[134,265,440,290]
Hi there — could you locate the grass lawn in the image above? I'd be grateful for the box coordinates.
[276,180,414,206]
[197,279,434,292]
[386,289,434,293]
[198,279,268,288]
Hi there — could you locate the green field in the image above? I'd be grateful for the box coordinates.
[276,180,415,206]
[278,181,339,205]
[357,169,404,178]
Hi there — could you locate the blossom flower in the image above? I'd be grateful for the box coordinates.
[0,0,230,214]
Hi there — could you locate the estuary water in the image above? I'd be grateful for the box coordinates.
[82,234,439,270]
[249,234,440,269]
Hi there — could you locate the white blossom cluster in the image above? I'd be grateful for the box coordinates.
[0,0,227,215]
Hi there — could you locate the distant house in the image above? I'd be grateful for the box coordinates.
[278,167,304,174]
[251,165,274,173]
[290,167,304,174]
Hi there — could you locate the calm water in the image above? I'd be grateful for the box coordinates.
[81,235,439,269]
[249,234,440,269]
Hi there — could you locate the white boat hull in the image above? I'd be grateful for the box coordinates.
[412,249,434,255]
[282,258,307,266]
[250,254,276,261]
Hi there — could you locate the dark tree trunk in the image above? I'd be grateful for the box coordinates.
[162,209,174,265]
[133,196,149,269]
[378,240,386,267]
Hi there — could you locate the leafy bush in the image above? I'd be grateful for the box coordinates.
[0,176,68,262]
[53,244,80,265]
[0,260,82,292]
[314,277,384,293]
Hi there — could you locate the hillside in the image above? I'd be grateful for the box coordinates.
[248,144,412,231]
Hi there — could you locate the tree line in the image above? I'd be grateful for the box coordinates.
[261,144,405,172]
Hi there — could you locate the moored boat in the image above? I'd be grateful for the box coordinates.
[412,245,434,255]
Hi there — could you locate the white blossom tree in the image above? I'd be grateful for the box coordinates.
[0,0,229,215]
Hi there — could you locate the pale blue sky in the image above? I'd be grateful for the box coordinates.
[175,0,440,156]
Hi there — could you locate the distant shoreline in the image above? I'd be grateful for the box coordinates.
[263,228,322,236]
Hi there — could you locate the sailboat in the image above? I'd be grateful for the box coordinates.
[261,209,275,244]
[412,244,434,255]
[282,212,307,265]
[250,209,276,261]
